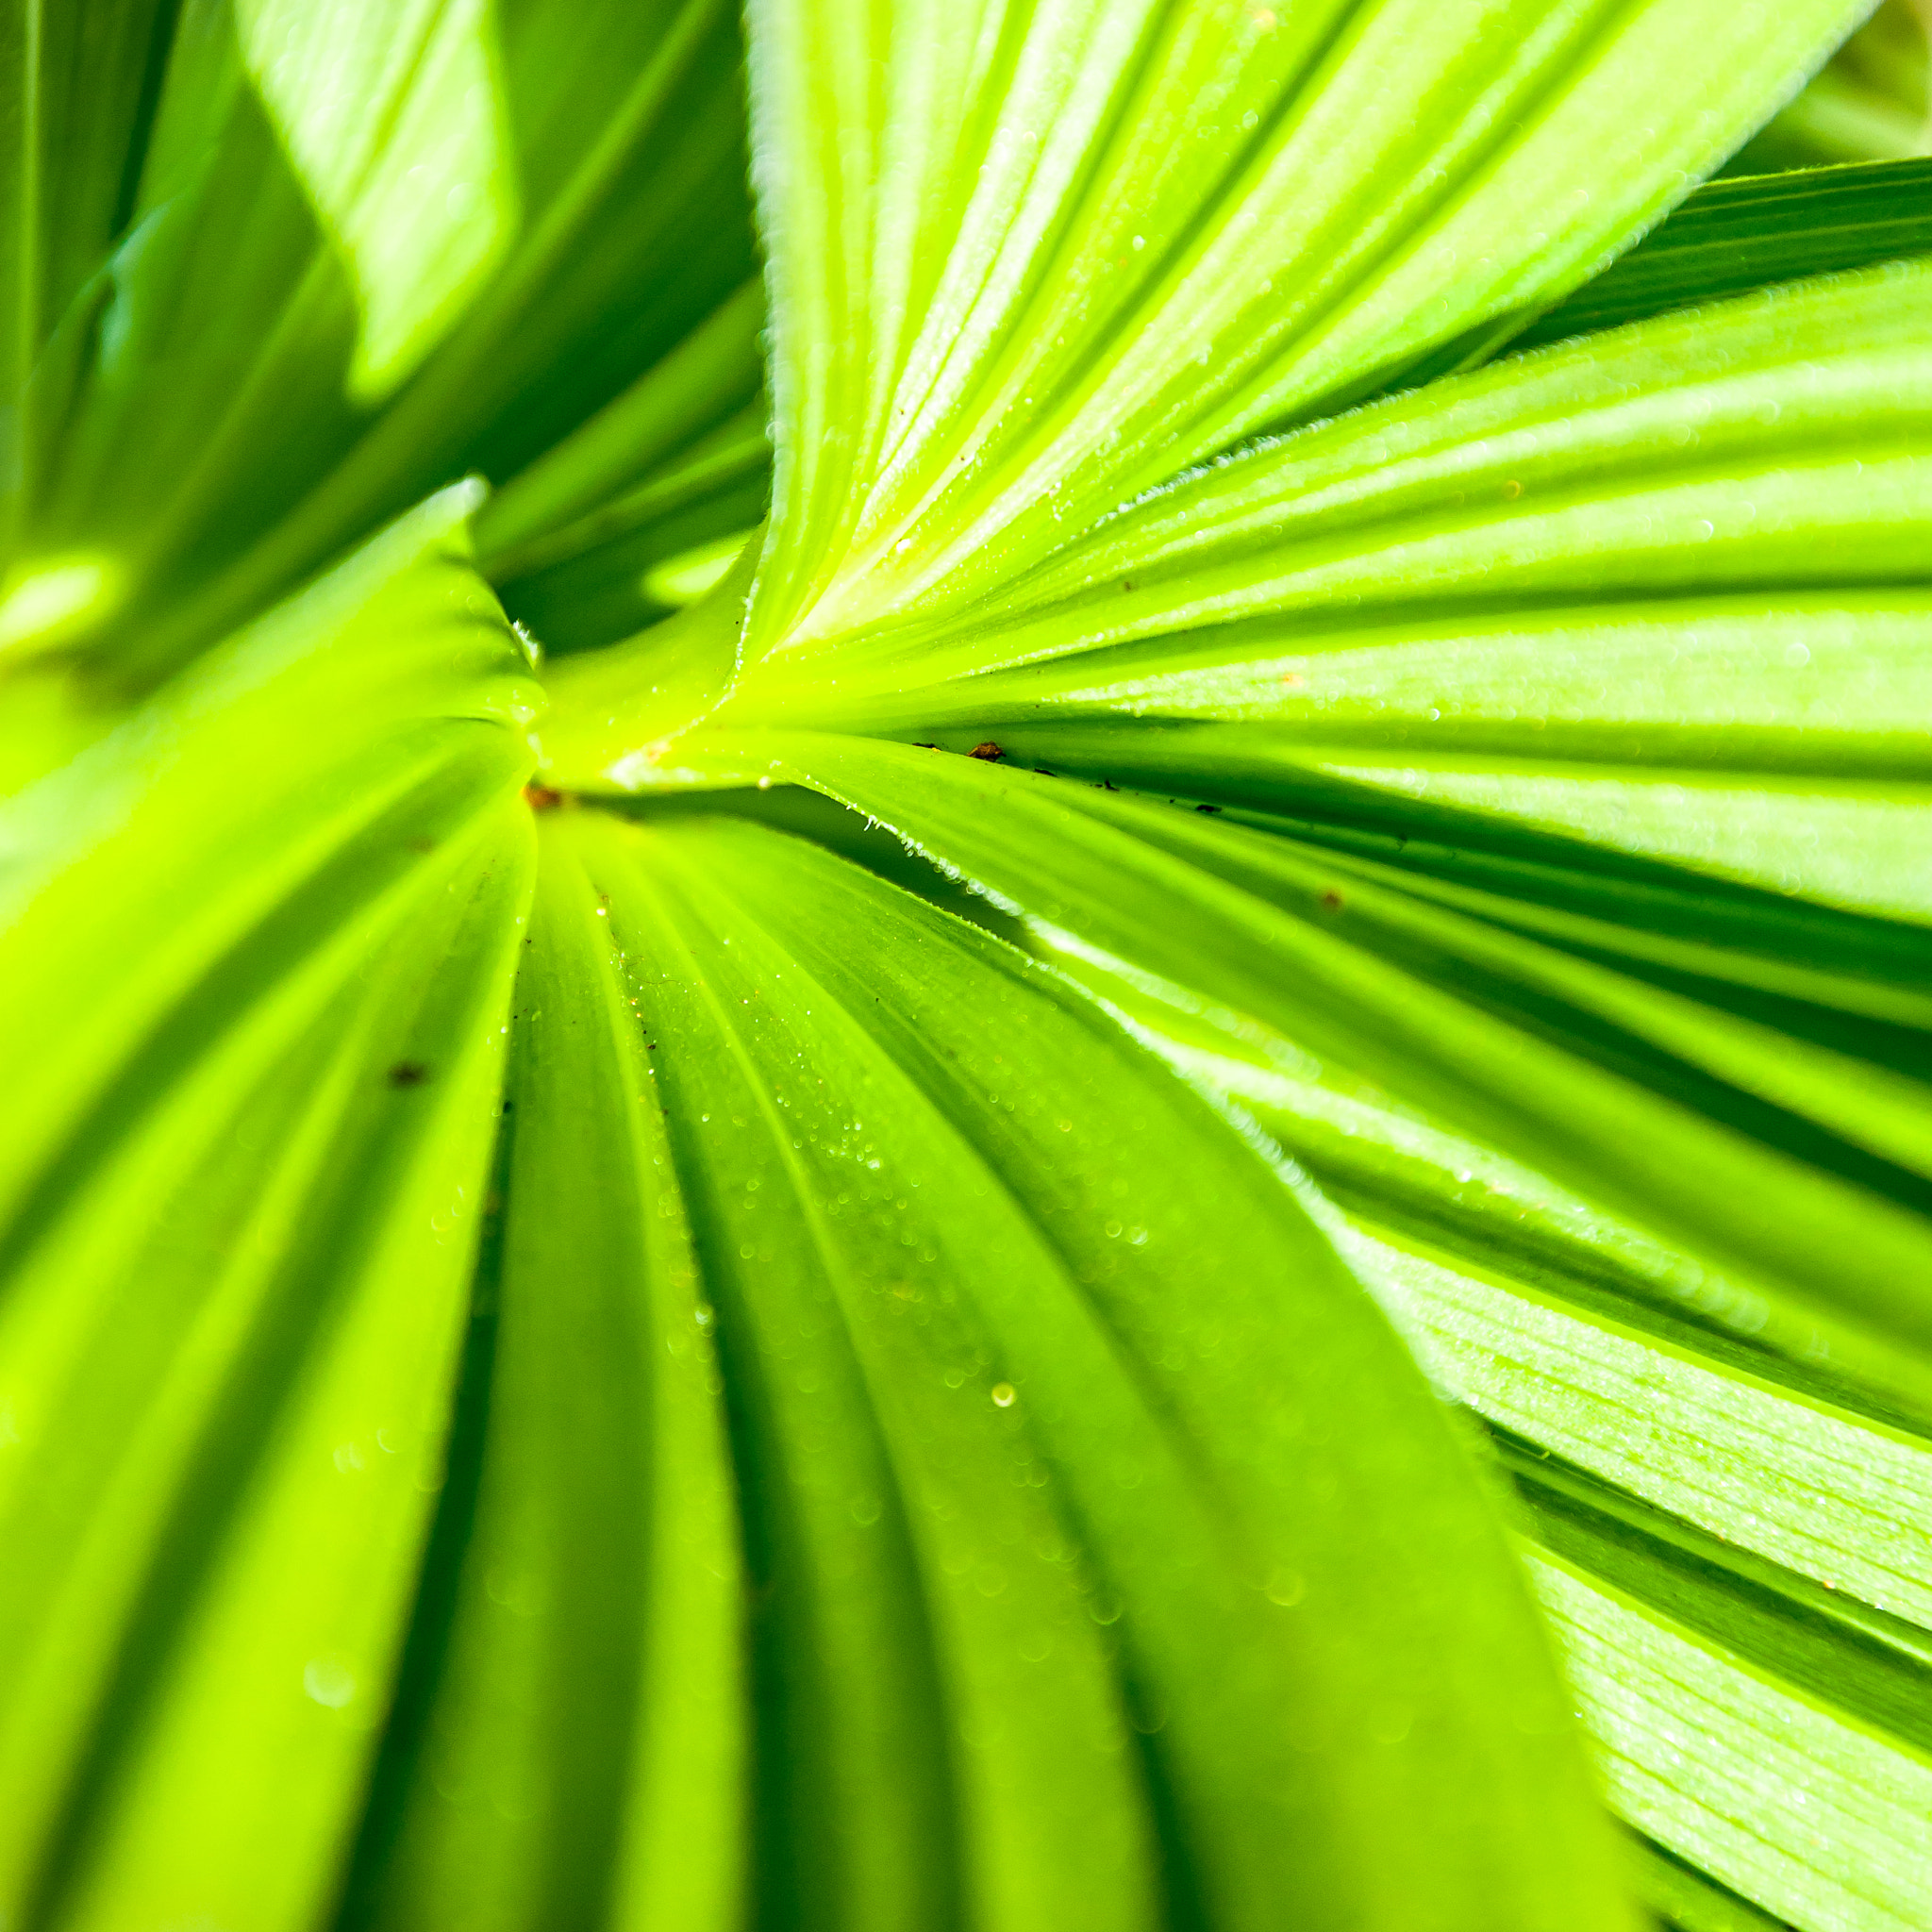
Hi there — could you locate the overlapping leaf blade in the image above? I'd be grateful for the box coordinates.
[666,735,1932,1928]
[1517,157,1932,346]
[235,0,516,401]
[600,811,1624,1926]
[528,19,1932,1907]
[345,823,745,1932]
[40,817,529,1932]
[3,0,757,685]
[654,736,1932,1407]
[737,0,1869,655]
[8,0,1932,1926]
[716,255,1932,732]
[0,497,538,1924]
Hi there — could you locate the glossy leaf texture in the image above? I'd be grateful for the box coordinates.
[734,0,1869,653]
[528,3,1932,1923]
[342,804,1625,1932]
[8,0,1932,1928]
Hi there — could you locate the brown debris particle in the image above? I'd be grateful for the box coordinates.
[969,741,1005,761]
[524,783,566,810]
[1319,889,1345,913]
[389,1061,431,1088]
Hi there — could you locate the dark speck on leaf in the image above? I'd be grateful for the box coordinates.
[1194,802,1221,813]
[1101,778,1118,791]
[1122,579,1135,591]
[524,783,565,810]
[1034,766,1055,776]
[389,1062,431,1088]
[914,741,940,750]
[1320,889,1345,912]
[969,741,1004,761]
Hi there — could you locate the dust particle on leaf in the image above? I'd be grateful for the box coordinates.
[388,1062,431,1088]
[969,741,1004,761]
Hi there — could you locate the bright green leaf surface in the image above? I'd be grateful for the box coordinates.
[0,490,538,1923]
[666,735,1932,1414]
[42,811,530,1932]
[350,824,745,1932]
[717,257,1932,708]
[1518,157,1932,347]
[573,814,1158,1932]
[1184,1011,1932,1928]
[1353,1229,1932,1633]
[236,0,516,401]
[8,0,1932,1926]
[531,809,1627,1932]
[0,485,537,1214]
[739,0,1868,653]
[1537,1556,1932,1930]
[1209,1017,1932,1931]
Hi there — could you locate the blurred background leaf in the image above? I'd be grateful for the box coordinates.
[1736,0,1929,171]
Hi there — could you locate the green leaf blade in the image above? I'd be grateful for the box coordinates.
[731,0,1871,657]
[236,0,518,403]
[1518,158,1932,348]
[0,800,534,1927]
[590,806,1638,1930]
[567,805,1172,1932]
[353,816,746,1932]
